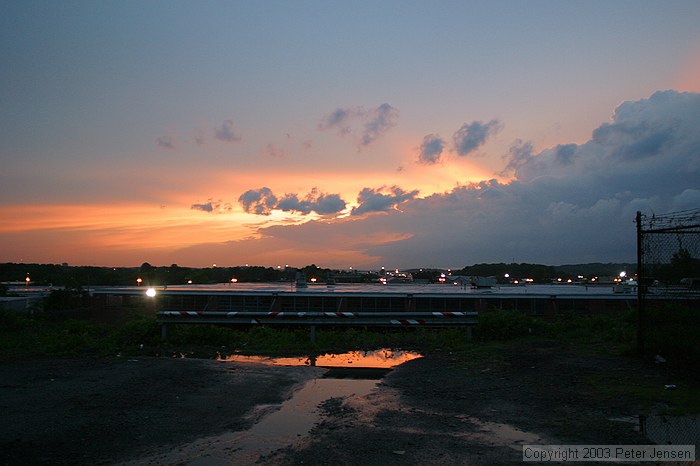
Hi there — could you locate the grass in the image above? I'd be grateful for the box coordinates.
[587,372,700,416]
[0,305,686,360]
[2,303,698,416]
[0,308,477,359]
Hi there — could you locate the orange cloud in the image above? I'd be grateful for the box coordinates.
[0,203,253,266]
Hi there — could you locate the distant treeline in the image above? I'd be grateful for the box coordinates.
[455,262,638,283]
[0,261,637,290]
[0,263,293,288]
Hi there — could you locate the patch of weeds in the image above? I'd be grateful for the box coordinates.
[642,304,700,367]
[587,373,700,416]
[475,309,532,341]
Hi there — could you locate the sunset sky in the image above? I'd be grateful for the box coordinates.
[2,1,700,269]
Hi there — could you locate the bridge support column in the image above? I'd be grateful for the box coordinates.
[161,323,168,342]
[310,325,316,343]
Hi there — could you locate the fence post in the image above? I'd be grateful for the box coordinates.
[636,211,644,354]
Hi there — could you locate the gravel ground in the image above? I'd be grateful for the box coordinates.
[0,340,685,466]
[267,340,656,465]
[0,357,322,465]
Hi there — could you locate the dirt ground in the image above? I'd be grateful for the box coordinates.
[0,341,682,466]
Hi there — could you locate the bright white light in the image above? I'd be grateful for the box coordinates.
[619,271,627,278]
[146,288,157,297]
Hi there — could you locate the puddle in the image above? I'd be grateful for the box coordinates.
[129,378,377,466]
[388,412,546,451]
[357,387,549,451]
[457,416,548,450]
[118,349,421,465]
[220,349,422,382]
[218,348,422,369]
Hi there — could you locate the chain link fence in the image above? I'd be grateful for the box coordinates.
[635,208,700,356]
[635,209,699,448]
[640,414,700,447]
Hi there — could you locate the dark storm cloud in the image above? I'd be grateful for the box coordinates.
[239,187,346,216]
[554,143,577,164]
[318,108,353,134]
[319,103,399,147]
[361,90,700,265]
[512,91,700,187]
[238,187,278,215]
[351,186,419,216]
[191,199,232,213]
[418,134,445,165]
[214,120,242,142]
[277,188,347,215]
[500,139,534,176]
[592,118,676,161]
[361,103,399,146]
[453,119,502,156]
[229,91,699,268]
[191,202,213,212]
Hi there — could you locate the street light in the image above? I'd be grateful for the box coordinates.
[136,277,143,286]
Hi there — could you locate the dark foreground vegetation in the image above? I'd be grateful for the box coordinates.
[1,294,698,415]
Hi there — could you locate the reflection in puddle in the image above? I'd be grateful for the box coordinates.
[133,378,377,466]
[220,349,423,383]
[356,386,549,451]
[119,350,421,465]
[219,348,423,369]
[456,416,548,450]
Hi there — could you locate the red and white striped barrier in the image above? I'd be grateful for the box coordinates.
[161,310,474,318]
[157,308,479,343]
[323,312,358,318]
[160,311,204,317]
[390,319,426,325]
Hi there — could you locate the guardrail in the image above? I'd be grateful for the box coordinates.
[157,310,479,342]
